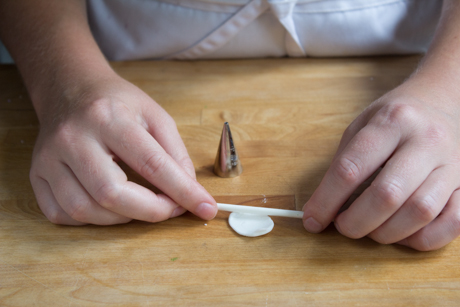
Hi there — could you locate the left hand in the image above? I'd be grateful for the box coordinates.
[302,77,460,251]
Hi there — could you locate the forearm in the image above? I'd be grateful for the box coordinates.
[408,0,460,105]
[0,0,114,121]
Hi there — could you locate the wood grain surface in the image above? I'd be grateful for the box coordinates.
[1,57,459,306]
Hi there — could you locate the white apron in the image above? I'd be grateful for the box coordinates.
[87,0,442,61]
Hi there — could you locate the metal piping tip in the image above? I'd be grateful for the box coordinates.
[213,122,243,178]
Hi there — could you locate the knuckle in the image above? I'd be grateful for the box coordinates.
[370,180,404,211]
[410,209,460,252]
[95,183,122,210]
[54,122,75,146]
[374,103,417,129]
[410,196,438,223]
[68,200,90,222]
[334,156,362,185]
[386,103,418,123]
[412,210,460,251]
[86,98,136,134]
[139,151,168,179]
[87,98,118,127]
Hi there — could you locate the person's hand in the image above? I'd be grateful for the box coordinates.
[30,75,217,225]
[302,77,460,251]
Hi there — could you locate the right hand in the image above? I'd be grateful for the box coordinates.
[30,75,217,225]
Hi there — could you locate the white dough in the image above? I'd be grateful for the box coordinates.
[228,212,274,237]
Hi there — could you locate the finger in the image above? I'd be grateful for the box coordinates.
[30,175,85,225]
[333,109,372,160]
[103,121,217,220]
[45,162,132,225]
[65,141,190,222]
[303,117,400,233]
[143,104,196,179]
[398,189,460,251]
[334,141,438,239]
[368,165,455,244]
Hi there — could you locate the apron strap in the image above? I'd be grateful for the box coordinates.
[163,0,270,60]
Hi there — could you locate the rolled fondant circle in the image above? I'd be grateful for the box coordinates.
[228,212,274,237]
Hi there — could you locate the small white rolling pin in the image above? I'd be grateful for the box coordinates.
[217,203,304,219]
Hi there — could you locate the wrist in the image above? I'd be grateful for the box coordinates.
[31,57,118,124]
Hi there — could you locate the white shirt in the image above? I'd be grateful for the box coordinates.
[0,0,443,63]
[87,0,442,60]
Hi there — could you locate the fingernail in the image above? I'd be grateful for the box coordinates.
[170,206,186,218]
[195,202,217,220]
[303,217,323,233]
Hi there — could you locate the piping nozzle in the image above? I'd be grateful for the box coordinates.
[213,122,243,178]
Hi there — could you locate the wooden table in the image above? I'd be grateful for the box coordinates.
[1,57,459,306]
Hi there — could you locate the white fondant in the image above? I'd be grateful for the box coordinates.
[228,212,274,237]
